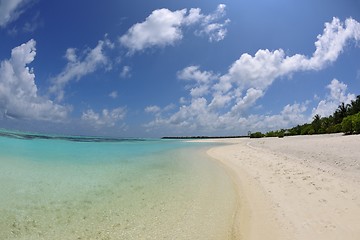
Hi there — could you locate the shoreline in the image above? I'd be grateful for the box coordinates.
[204,139,286,240]
[199,134,360,240]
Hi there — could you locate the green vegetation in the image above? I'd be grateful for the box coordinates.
[342,112,360,134]
[252,95,360,138]
[250,132,265,138]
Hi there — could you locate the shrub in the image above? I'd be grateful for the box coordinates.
[300,124,313,135]
[250,132,264,138]
[353,113,360,133]
[265,131,276,137]
[342,116,353,134]
[327,123,342,133]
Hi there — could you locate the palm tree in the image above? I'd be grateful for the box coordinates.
[349,95,360,115]
[312,114,321,134]
[334,103,348,124]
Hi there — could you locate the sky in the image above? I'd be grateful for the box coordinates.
[0,0,359,137]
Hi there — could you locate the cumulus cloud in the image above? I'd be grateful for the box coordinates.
[229,88,264,114]
[81,107,126,128]
[119,4,229,53]
[211,17,360,115]
[216,17,360,101]
[312,79,355,117]
[258,103,308,131]
[0,0,29,27]
[309,18,360,69]
[223,102,309,134]
[145,17,360,135]
[144,97,222,133]
[144,104,175,120]
[177,65,218,98]
[0,39,69,121]
[145,97,309,136]
[177,65,217,83]
[199,20,230,42]
[120,8,186,52]
[194,4,230,42]
[50,38,114,101]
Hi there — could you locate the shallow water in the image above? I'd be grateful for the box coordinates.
[0,134,237,239]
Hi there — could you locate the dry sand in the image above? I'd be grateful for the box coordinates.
[201,134,360,240]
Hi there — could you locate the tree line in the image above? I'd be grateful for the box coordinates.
[250,95,360,138]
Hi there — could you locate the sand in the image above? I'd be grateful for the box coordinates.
[201,134,360,240]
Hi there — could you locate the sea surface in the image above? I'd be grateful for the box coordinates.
[0,131,238,240]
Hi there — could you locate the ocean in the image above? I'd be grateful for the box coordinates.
[0,131,238,239]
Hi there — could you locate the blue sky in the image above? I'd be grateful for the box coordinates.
[0,0,359,137]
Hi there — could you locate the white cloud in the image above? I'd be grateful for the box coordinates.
[145,99,308,136]
[0,0,29,27]
[245,103,309,133]
[81,107,126,128]
[183,8,202,25]
[0,39,69,121]
[120,65,131,78]
[109,91,118,99]
[327,79,354,103]
[65,48,77,62]
[144,104,175,120]
[309,18,360,70]
[201,21,230,42]
[177,65,217,83]
[229,88,264,114]
[194,4,230,42]
[145,97,222,133]
[208,92,232,110]
[145,105,161,114]
[119,4,230,53]
[50,38,114,101]
[189,85,210,98]
[120,8,186,53]
[204,4,227,22]
[312,79,355,117]
[218,17,360,95]
[179,97,188,105]
[177,65,218,98]
[220,49,286,93]
[145,17,360,135]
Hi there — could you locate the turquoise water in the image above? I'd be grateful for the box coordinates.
[0,133,238,239]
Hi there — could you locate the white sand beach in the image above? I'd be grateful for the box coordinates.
[202,134,360,240]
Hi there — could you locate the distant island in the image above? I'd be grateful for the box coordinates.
[162,136,248,139]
